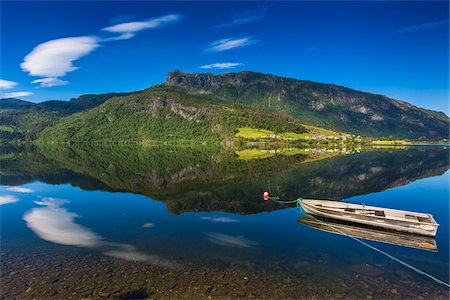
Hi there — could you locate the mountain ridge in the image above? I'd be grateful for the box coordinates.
[164,70,449,140]
[1,70,448,141]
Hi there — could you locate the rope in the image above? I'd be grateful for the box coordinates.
[269,196,450,289]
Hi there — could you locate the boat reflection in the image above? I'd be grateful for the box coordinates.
[298,214,438,252]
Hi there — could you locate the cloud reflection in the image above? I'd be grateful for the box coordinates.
[23,198,102,247]
[206,232,257,248]
[23,197,174,266]
[0,195,19,205]
[201,216,240,223]
[104,243,175,267]
[6,186,34,193]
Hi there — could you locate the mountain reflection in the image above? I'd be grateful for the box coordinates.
[1,144,448,214]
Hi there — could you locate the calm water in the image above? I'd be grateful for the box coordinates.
[1,144,449,299]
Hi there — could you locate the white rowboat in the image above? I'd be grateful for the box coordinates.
[299,199,439,237]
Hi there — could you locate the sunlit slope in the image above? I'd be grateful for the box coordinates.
[39,87,310,143]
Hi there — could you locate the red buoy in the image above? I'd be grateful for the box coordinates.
[263,192,270,201]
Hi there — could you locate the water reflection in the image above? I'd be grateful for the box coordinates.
[205,232,257,248]
[0,144,449,299]
[298,214,438,252]
[1,144,448,214]
[23,197,102,248]
[22,196,173,266]
[0,194,19,205]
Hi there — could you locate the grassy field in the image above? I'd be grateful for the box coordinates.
[235,127,277,139]
[235,125,346,142]
[235,127,309,141]
[370,140,412,145]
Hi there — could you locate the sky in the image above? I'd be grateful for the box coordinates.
[1,1,449,113]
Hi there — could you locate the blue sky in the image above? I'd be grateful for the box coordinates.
[1,1,448,113]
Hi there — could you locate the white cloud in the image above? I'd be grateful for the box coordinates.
[218,7,267,28]
[102,14,182,40]
[0,79,18,89]
[23,198,103,248]
[200,63,243,70]
[32,77,69,87]
[6,186,33,193]
[201,216,240,223]
[1,91,33,98]
[390,20,449,34]
[206,232,257,248]
[21,36,99,79]
[205,38,255,52]
[20,15,182,87]
[0,195,19,205]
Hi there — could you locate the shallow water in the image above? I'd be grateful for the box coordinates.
[1,145,449,299]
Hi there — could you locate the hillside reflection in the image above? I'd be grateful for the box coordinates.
[1,144,448,214]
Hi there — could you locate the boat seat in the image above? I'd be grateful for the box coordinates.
[405,214,418,221]
[417,216,432,223]
[374,211,385,217]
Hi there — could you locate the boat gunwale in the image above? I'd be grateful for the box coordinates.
[300,200,440,227]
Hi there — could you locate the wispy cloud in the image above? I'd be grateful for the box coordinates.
[205,37,255,53]
[201,216,241,222]
[6,186,34,193]
[206,232,257,248]
[1,91,33,98]
[200,63,243,70]
[21,14,182,88]
[390,20,449,34]
[218,7,268,28]
[102,14,182,41]
[21,36,99,87]
[0,195,19,205]
[0,79,18,89]
[32,77,69,87]
[0,79,29,98]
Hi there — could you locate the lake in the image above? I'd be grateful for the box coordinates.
[1,144,449,299]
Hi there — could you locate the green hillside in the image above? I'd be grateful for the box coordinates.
[0,93,128,140]
[164,70,449,141]
[38,86,308,143]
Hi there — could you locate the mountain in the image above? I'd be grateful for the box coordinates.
[38,86,308,143]
[1,98,36,109]
[2,70,448,142]
[164,70,449,140]
[0,93,128,140]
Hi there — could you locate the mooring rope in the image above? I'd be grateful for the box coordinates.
[268,196,450,289]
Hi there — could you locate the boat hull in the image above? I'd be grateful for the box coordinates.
[299,200,438,237]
